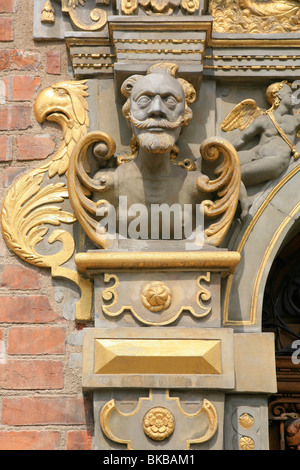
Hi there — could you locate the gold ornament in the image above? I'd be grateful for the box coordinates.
[239,436,255,450]
[197,137,241,247]
[141,281,172,312]
[1,80,92,322]
[181,0,199,14]
[41,0,55,23]
[143,407,175,441]
[210,0,300,34]
[239,413,254,430]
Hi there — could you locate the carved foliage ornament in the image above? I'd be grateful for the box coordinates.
[120,0,200,15]
[210,0,300,34]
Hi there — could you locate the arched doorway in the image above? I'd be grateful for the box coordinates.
[263,231,300,450]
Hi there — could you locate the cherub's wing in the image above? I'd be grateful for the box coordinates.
[221,99,264,132]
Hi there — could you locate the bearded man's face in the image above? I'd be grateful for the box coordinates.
[128,73,186,154]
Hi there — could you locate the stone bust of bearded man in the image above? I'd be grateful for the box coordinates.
[93,62,206,240]
[121,62,196,159]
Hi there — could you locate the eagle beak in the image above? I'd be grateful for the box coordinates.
[34,86,55,123]
[34,86,71,124]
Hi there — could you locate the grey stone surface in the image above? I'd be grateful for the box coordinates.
[224,394,270,450]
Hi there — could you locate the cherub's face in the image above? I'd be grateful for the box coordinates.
[278,84,293,110]
[128,73,186,154]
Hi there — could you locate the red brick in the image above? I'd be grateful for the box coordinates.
[0,135,12,161]
[2,396,92,425]
[2,166,26,187]
[0,295,60,323]
[0,360,63,389]
[0,431,60,450]
[8,326,65,354]
[0,0,15,13]
[0,106,9,129]
[67,431,92,450]
[1,264,40,289]
[0,50,41,72]
[16,134,56,160]
[46,51,61,75]
[0,18,13,42]
[0,104,31,130]
[0,231,9,256]
[5,75,41,101]
[11,104,32,129]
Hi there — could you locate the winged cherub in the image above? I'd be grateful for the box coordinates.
[221,81,300,218]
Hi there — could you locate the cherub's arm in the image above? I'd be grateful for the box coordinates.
[233,117,264,151]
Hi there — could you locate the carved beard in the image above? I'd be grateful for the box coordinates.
[128,112,183,153]
[136,131,176,153]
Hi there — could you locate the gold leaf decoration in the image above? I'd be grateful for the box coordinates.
[1,80,90,268]
[239,436,255,450]
[141,282,172,313]
[34,80,89,178]
[197,137,241,247]
[1,170,75,268]
[210,0,300,34]
[1,80,93,322]
[239,413,254,430]
[143,407,175,441]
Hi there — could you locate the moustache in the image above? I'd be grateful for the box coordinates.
[128,113,183,130]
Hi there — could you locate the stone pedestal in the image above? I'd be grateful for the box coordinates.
[78,249,276,450]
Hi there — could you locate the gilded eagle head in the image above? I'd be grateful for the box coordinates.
[34,80,89,131]
[34,80,90,177]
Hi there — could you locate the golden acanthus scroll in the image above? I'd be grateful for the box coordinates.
[0,80,92,322]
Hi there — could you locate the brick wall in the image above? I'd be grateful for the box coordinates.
[0,0,93,450]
